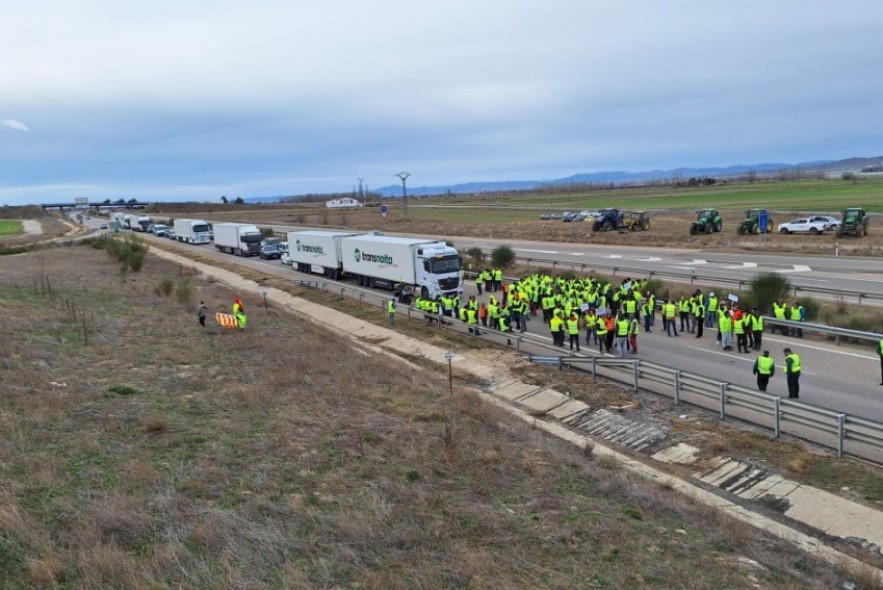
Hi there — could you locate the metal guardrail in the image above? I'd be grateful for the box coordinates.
[763,316,882,344]
[524,352,883,462]
[292,277,883,463]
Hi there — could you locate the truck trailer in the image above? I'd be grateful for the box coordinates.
[213,222,262,256]
[286,230,360,278]
[340,234,462,299]
[130,215,151,232]
[173,218,213,244]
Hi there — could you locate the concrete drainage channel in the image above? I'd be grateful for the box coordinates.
[154,247,883,582]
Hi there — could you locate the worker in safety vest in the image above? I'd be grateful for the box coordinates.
[718,308,733,351]
[566,312,580,352]
[549,313,565,347]
[693,298,705,339]
[678,297,691,333]
[706,292,718,328]
[749,307,764,350]
[232,297,247,330]
[663,300,678,337]
[784,347,801,399]
[595,314,610,354]
[387,298,396,326]
[772,300,787,335]
[734,312,750,354]
[466,306,480,335]
[789,302,805,338]
[615,313,630,357]
[628,314,640,354]
[752,350,775,392]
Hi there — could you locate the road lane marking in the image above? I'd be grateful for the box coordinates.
[515,248,560,254]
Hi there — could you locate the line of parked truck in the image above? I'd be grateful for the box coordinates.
[111,216,464,301]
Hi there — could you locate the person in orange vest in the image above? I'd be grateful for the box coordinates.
[604,313,616,352]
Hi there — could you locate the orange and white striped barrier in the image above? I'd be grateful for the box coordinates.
[215,312,239,328]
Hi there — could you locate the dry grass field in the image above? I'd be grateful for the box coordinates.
[0,243,865,589]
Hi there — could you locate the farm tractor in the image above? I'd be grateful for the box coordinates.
[689,209,722,235]
[737,208,774,235]
[836,207,869,237]
[621,210,651,231]
[591,208,624,231]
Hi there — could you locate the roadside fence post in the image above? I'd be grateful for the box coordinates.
[837,413,846,458]
[632,361,639,392]
[719,383,729,420]
[773,397,781,438]
[673,369,681,405]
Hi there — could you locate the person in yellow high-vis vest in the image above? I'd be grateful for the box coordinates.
[566,312,581,352]
[752,350,775,392]
[784,347,801,399]
[387,298,396,326]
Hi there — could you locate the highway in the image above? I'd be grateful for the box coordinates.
[88,222,883,423]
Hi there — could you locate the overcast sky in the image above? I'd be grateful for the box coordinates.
[2,1,882,205]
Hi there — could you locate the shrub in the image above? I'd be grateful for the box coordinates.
[746,272,791,314]
[465,247,484,265]
[103,235,148,273]
[154,278,174,297]
[490,245,515,268]
[260,227,274,238]
[176,280,193,304]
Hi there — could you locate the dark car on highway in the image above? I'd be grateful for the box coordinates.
[259,243,281,260]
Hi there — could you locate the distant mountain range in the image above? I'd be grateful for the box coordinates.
[245,155,883,203]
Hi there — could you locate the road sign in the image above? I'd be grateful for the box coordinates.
[380,204,388,219]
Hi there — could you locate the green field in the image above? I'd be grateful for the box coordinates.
[0,220,23,237]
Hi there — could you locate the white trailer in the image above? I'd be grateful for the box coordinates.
[174,218,212,244]
[131,215,151,232]
[340,235,462,299]
[286,230,360,278]
[213,222,262,256]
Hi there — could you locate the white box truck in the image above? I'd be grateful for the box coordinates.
[174,218,212,244]
[286,230,359,278]
[340,234,462,299]
[213,222,262,256]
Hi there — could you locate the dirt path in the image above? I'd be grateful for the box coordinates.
[21,220,43,235]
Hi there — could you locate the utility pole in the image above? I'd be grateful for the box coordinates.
[396,172,410,220]
[356,177,364,201]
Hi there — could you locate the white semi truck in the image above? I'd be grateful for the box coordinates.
[285,230,360,278]
[340,234,462,299]
[213,222,263,256]
[173,218,212,244]
[130,214,151,232]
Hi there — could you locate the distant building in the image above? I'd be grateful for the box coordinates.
[326,197,363,209]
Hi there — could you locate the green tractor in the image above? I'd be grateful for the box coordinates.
[737,208,773,235]
[836,207,869,237]
[689,209,723,235]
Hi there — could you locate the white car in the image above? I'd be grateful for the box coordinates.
[777,218,828,235]
[807,215,840,231]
